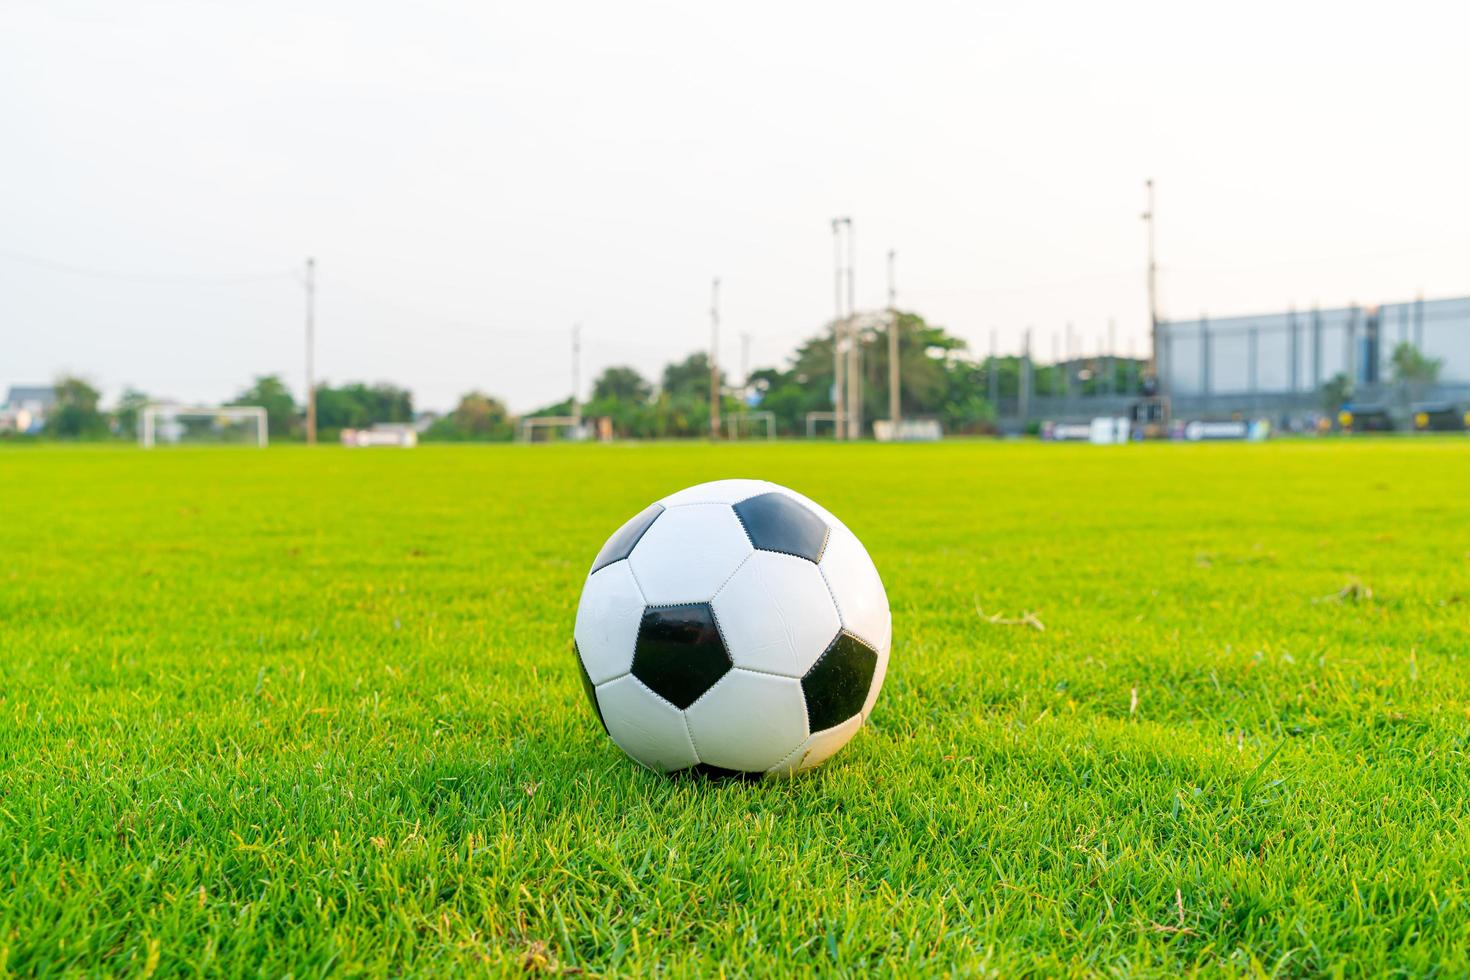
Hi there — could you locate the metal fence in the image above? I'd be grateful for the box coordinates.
[1160,296,1470,400]
[998,295,1470,425]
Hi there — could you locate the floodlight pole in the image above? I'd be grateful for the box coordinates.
[988,328,999,409]
[1143,179,1160,390]
[1107,318,1117,395]
[571,323,582,429]
[1065,321,1075,399]
[887,248,899,432]
[709,278,721,440]
[845,219,860,439]
[1019,328,1033,424]
[831,218,847,439]
[305,257,316,446]
[740,331,751,403]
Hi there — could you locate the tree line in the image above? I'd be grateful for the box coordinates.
[35,311,1452,442]
[15,311,1155,441]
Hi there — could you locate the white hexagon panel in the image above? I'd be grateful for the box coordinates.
[766,713,864,776]
[594,674,699,773]
[628,503,753,606]
[712,551,841,676]
[572,561,646,684]
[683,668,809,773]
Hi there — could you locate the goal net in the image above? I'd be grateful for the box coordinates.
[519,415,587,442]
[140,405,268,448]
[725,411,775,440]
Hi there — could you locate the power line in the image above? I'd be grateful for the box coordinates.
[0,247,296,284]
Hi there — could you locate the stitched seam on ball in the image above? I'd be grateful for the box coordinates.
[817,562,847,630]
[680,711,703,764]
[708,551,754,604]
[707,605,737,676]
[729,505,755,548]
[595,668,633,687]
[680,668,734,714]
[769,739,807,775]
[624,558,650,606]
[727,664,802,680]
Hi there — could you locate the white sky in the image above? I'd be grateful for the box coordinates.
[3,0,1467,412]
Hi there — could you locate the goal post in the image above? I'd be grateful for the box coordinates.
[140,405,268,448]
[804,411,842,439]
[518,415,586,442]
[724,411,775,440]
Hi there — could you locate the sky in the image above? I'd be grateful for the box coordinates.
[3,0,1468,413]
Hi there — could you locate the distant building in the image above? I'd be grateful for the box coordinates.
[1158,296,1470,417]
[1,386,57,434]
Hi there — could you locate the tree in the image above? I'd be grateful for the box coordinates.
[229,375,298,438]
[423,391,514,441]
[112,388,151,440]
[46,376,108,439]
[662,352,725,400]
[314,382,414,432]
[592,366,652,404]
[746,313,996,435]
[1389,343,1442,384]
[1321,372,1354,414]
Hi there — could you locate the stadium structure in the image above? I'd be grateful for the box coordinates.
[1159,296,1469,417]
[1022,295,1469,431]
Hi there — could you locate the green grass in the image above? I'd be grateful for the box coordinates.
[3,439,1470,976]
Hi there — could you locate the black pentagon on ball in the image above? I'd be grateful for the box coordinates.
[802,631,878,732]
[573,643,609,735]
[590,503,664,574]
[631,603,732,709]
[732,492,829,562]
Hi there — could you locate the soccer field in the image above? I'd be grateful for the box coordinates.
[3,440,1469,975]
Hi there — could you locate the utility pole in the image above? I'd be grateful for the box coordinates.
[709,277,721,440]
[571,323,582,429]
[304,257,316,446]
[1065,321,1075,399]
[845,220,860,439]
[740,332,751,403]
[1143,178,1160,392]
[887,248,899,433]
[988,328,999,409]
[1019,327,1033,425]
[1107,318,1117,395]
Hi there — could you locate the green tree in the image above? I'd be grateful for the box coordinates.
[46,376,108,439]
[747,313,995,436]
[313,382,414,433]
[1389,343,1442,384]
[424,391,514,441]
[662,352,725,400]
[112,388,151,440]
[1321,372,1354,414]
[592,366,652,403]
[229,375,298,438]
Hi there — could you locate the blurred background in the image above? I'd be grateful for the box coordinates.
[4,0,1468,442]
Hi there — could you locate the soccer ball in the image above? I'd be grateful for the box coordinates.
[573,479,890,777]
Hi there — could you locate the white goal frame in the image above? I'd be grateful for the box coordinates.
[804,411,843,438]
[519,415,585,442]
[140,405,268,449]
[725,411,775,440]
